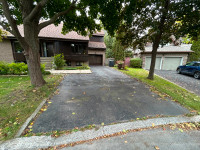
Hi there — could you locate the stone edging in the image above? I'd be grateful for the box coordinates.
[1,115,200,150]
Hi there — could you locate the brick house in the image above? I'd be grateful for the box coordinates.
[0,24,106,66]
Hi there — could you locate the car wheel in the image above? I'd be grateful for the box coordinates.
[177,68,181,74]
[194,72,200,79]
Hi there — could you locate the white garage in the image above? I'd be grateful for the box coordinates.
[145,57,162,70]
[162,57,182,70]
[144,56,183,70]
[141,44,193,70]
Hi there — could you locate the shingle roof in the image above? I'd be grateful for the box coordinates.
[143,44,193,53]
[7,24,105,41]
[88,41,106,49]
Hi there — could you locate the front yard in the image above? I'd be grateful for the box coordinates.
[119,68,200,112]
[0,75,63,141]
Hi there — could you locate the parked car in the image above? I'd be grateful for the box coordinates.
[176,61,200,79]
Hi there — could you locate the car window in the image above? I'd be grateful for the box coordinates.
[194,63,200,66]
[186,62,195,66]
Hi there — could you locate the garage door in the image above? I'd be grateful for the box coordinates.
[162,57,182,70]
[89,55,102,66]
[145,57,162,70]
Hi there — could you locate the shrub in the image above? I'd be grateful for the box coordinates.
[8,62,28,75]
[76,64,90,70]
[0,61,9,75]
[53,53,66,69]
[130,58,142,68]
[0,62,49,75]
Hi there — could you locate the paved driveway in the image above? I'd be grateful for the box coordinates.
[155,70,200,96]
[33,67,188,133]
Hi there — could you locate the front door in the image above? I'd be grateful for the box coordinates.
[46,42,54,57]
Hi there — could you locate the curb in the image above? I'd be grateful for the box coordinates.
[154,73,196,95]
[1,115,200,150]
[14,99,47,138]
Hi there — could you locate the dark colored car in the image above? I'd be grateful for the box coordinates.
[176,61,200,79]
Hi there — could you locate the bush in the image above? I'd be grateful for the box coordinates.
[53,53,66,70]
[0,61,9,75]
[76,64,90,70]
[0,62,50,75]
[8,62,28,75]
[130,58,142,68]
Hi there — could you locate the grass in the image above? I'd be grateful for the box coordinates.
[118,68,200,112]
[60,65,90,70]
[0,75,63,141]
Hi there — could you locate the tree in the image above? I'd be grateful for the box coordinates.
[117,0,200,79]
[0,0,123,86]
[190,36,200,61]
[104,33,115,58]
[0,29,7,42]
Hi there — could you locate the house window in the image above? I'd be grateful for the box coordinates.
[14,41,24,53]
[66,61,71,66]
[71,43,86,54]
[76,62,83,66]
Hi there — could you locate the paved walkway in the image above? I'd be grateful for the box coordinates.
[65,128,200,150]
[32,67,188,133]
[48,69,92,74]
[155,70,200,96]
[1,115,199,150]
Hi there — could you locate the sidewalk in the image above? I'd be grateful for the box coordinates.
[48,69,92,74]
[0,115,199,150]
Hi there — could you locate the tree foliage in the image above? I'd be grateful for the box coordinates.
[190,36,200,61]
[0,0,123,86]
[117,0,200,79]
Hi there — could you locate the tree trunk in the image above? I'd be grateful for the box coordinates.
[23,22,46,87]
[147,0,170,80]
[147,39,160,80]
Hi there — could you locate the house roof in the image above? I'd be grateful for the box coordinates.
[88,41,106,49]
[7,24,105,41]
[141,44,193,53]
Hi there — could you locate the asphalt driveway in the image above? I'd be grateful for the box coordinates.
[33,67,188,133]
[155,70,200,96]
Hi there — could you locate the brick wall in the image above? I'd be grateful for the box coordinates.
[0,39,14,62]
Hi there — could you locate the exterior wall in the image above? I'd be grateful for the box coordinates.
[141,53,189,69]
[0,39,14,62]
[71,61,89,66]
[88,50,105,66]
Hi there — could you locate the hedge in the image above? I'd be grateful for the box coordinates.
[130,58,142,68]
[0,61,50,75]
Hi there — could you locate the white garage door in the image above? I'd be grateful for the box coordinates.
[145,57,162,70]
[162,57,182,70]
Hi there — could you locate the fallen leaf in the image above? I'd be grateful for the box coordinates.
[123,129,126,133]
[124,141,128,143]
[154,146,160,150]
[71,97,75,100]
[28,126,32,129]
[179,128,183,132]
[32,90,36,92]
[101,122,105,126]
[72,112,76,115]
[136,118,140,120]
[83,92,86,95]
[43,109,47,111]
[152,123,155,127]
[48,102,52,104]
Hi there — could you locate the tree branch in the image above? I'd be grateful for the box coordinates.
[38,0,77,30]
[27,0,49,21]
[0,21,13,34]
[0,0,22,39]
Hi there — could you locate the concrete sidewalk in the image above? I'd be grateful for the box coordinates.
[48,69,92,74]
[0,115,199,150]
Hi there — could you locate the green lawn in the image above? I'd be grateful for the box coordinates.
[0,75,63,141]
[119,68,200,112]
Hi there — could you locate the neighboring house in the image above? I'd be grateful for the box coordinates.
[0,24,106,66]
[141,44,193,70]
